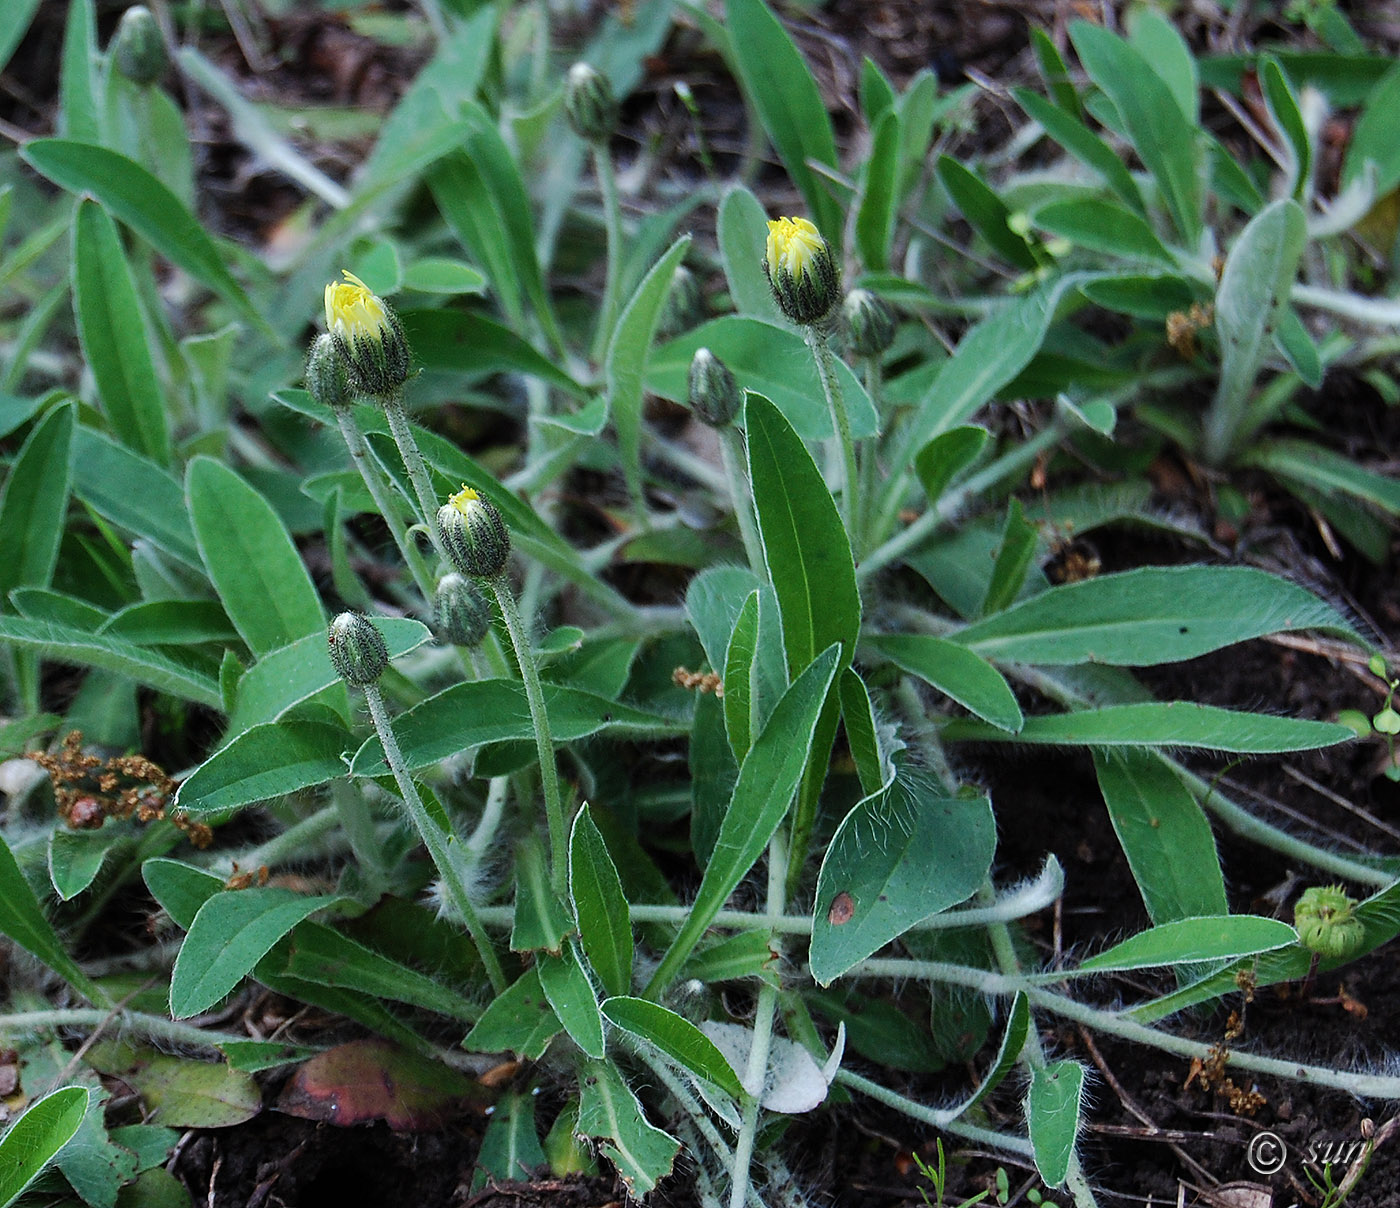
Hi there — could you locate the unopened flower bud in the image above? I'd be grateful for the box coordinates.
[763,216,840,326]
[433,573,492,647]
[323,270,412,398]
[1294,885,1365,960]
[842,288,896,358]
[304,333,353,411]
[328,612,389,687]
[688,347,741,428]
[658,265,703,340]
[565,63,617,144]
[113,6,166,86]
[437,485,511,579]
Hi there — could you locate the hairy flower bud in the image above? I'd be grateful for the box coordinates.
[658,265,703,340]
[324,270,412,397]
[328,612,389,687]
[688,347,741,429]
[565,63,617,144]
[1294,885,1365,960]
[113,6,167,86]
[434,573,493,647]
[842,288,896,358]
[304,333,353,411]
[437,486,511,579]
[763,216,840,326]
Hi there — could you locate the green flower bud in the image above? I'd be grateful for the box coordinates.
[434,573,493,647]
[565,62,617,144]
[688,347,742,429]
[1294,885,1365,960]
[304,333,353,411]
[328,612,389,687]
[657,265,703,340]
[113,6,167,87]
[324,270,412,398]
[842,288,896,358]
[763,216,841,326]
[436,485,511,579]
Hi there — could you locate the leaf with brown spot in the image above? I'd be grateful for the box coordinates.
[827,892,855,926]
[276,1039,491,1130]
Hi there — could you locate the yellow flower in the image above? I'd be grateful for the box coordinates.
[437,485,510,578]
[765,217,826,282]
[447,485,481,512]
[322,270,411,397]
[763,216,840,326]
[324,271,390,344]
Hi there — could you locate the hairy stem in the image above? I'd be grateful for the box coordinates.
[806,328,859,548]
[382,395,449,563]
[591,143,625,366]
[720,425,764,575]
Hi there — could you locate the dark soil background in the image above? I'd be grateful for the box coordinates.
[7,1,1400,1206]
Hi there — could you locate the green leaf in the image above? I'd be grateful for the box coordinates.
[48,828,118,902]
[142,858,224,930]
[1241,438,1400,517]
[855,110,899,272]
[937,156,1039,270]
[718,186,784,321]
[981,498,1038,617]
[747,393,860,674]
[1205,199,1307,462]
[724,0,841,240]
[1261,58,1311,200]
[1343,62,1400,194]
[20,141,263,329]
[512,835,571,956]
[86,1042,260,1130]
[72,201,172,466]
[71,427,200,569]
[1070,21,1202,243]
[1127,10,1197,123]
[1032,198,1173,262]
[1078,272,1197,320]
[943,703,1353,753]
[0,834,103,1001]
[576,1060,678,1196]
[175,720,353,818]
[838,669,893,798]
[187,458,326,657]
[955,566,1361,666]
[810,777,996,985]
[1093,750,1227,923]
[0,402,73,600]
[866,634,1022,732]
[402,257,487,295]
[0,1086,88,1208]
[475,1092,547,1186]
[607,235,692,510]
[645,645,841,997]
[537,944,605,1059]
[650,317,879,440]
[1075,915,1297,974]
[0,0,41,75]
[601,997,743,1098]
[955,993,1029,1112]
[0,617,221,709]
[281,923,478,1023]
[914,426,988,504]
[170,889,339,1018]
[1014,88,1143,213]
[690,690,737,868]
[723,590,760,761]
[59,0,99,144]
[401,309,584,398]
[227,619,430,734]
[1273,306,1323,390]
[1026,1061,1084,1187]
[351,679,683,776]
[99,601,236,646]
[463,968,562,1059]
[570,805,633,999]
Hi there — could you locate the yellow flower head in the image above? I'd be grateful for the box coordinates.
[765,217,826,282]
[324,271,390,343]
[448,485,481,513]
[762,216,840,326]
[321,270,411,397]
[437,485,510,578]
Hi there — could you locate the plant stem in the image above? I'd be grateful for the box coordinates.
[382,394,449,562]
[0,1009,249,1052]
[335,408,436,601]
[720,426,764,575]
[835,1070,1035,1156]
[489,576,568,894]
[851,957,1400,1098]
[591,143,625,367]
[806,327,859,547]
[331,780,388,892]
[363,682,506,992]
